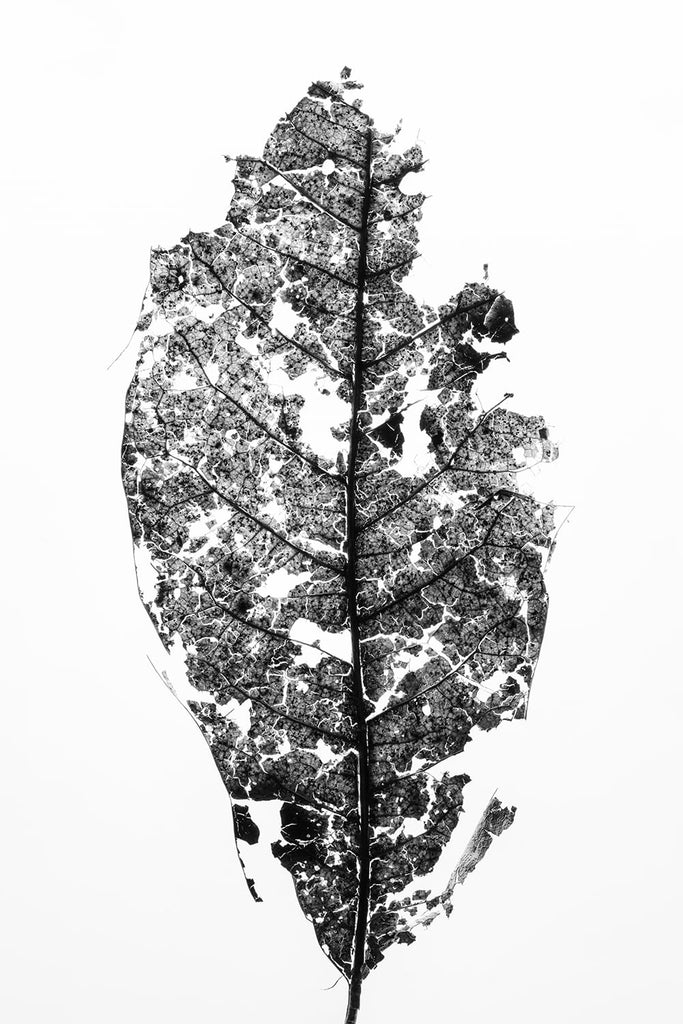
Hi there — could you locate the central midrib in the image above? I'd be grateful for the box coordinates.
[344,126,374,1024]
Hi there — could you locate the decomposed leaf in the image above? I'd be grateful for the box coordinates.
[122,69,559,1023]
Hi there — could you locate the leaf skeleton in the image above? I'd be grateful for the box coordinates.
[122,67,559,1023]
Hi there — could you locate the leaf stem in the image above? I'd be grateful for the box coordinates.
[344,126,374,1024]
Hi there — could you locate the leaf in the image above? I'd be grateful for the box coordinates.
[121,69,559,1023]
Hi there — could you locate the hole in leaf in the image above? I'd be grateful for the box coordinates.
[321,158,335,176]
[399,171,422,195]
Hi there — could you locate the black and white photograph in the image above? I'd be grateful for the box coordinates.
[2,3,681,1022]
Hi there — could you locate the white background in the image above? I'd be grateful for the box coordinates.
[1,2,682,1021]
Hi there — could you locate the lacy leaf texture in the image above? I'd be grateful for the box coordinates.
[122,69,558,1023]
